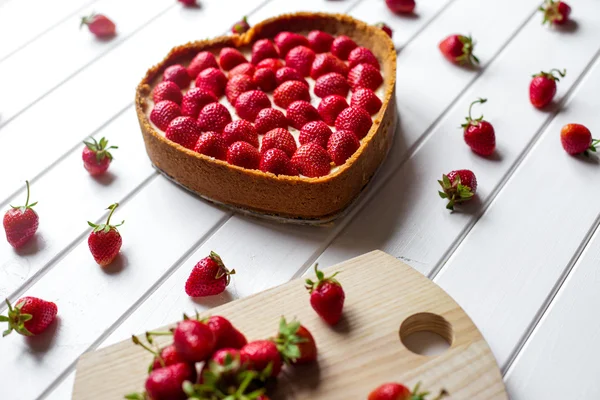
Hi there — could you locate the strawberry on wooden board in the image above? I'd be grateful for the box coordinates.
[153,81,183,105]
[151,345,186,371]
[274,80,311,109]
[285,46,316,77]
[259,148,298,176]
[235,90,272,121]
[308,30,334,53]
[385,0,416,14]
[227,141,261,169]
[181,88,218,119]
[275,32,310,57]
[194,131,228,160]
[261,128,297,157]
[220,47,248,71]
[207,315,248,350]
[240,339,282,377]
[150,100,182,131]
[187,51,219,78]
[330,35,357,61]
[327,130,361,166]
[318,95,349,126]
[375,22,393,38]
[351,88,382,115]
[222,120,259,148]
[185,251,236,297]
[1,297,57,336]
[286,100,321,130]
[197,102,232,133]
[82,136,118,175]
[3,181,39,249]
[539,0,571,25]
[275,317,317,365]
[438,169,477,210]
[231,16,250,34]
[305,264,345,325]
[529,68,566,109]
[461,98,496,156]
[291,143,331,178]
[254,108,288,135]
[87,203,124,266]
[165,116,202,150]
[80,13,116,38]
[252,39,279,65]
[163,64,191,89]
[173,318,216,362]
[560,123,599,156]
[438,34,479,66]
[126,362,195,400]
[368,382,448,400]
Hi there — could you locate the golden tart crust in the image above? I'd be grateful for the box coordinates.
[135,12,397,222]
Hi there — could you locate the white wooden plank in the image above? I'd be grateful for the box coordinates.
[45,373,75,400]
[0,0,173,127]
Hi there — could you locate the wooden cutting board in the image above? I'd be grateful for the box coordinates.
[73,250,507,399]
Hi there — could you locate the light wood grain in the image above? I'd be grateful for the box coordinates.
[73,251,507,400]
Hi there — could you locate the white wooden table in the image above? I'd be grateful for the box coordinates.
[1,0,599,398]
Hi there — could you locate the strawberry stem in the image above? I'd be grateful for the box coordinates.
[11,180,38,211]
[461,98,486,128]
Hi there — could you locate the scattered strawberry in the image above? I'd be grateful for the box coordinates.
[351,88,382,115]
[178,0,197,6]
[166,116,202,150]
[87,203,124,266]
[255,108,288,135]
[308,30,334,53]
[438,170,477,210]
[229,62,256,78]
[173,319,216,362]
[256,58,285,71]
[540,0,571,25]
[235,90,271,121]
[1,297,57,336]
[275,317,317,365]
[305,264,345,325]
[231,16,250,34]
[150,100,182,131]
[318,95,349,126]
[348,47,380,69]
[285,46,316,77]
[210,347,250,372]
[225,74,257,105]
[375,22,393,38]
[153,81,183,105]
[195,67,228,98]
[439,34,479,66]
[207,315,247,350]
[291,143,331,177]
[461,98,495,156]
[275,67,307,87]
[328,130,360,165]
[181,88,218,119]
[368,382,448,400]
[261,128,297,157]
[187,51,219,78]
[314,72,349,98]
[163,64,191,89]
[273,80,310,109]
[222,120,259,148]
[348,63,383,91]
[310,53,349,79]
[197,102,232,132]
[529,68,566,109]
[227,141,260,169]
[274,32,310,57]
[560,123,598,156]
[331,35,357,61]
[385,0,416,14]
[259,149,298,176]
[194,132,228,160]
[3,181,39,249]
[143,362,195,400]
[286,100,321,130]
[253,67,277,92]
[335,106,373,139]
[240,340,282,377]
[82,137,117,176]
[151,345,186,371]
[185,251,235,297]
[299,120,332,148]
[219,47,247,71]
[80,13,116,38]
[252,39,279,65]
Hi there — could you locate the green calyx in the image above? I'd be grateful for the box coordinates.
[409,382,449,400]
[456,35,479,66]
[233,16,250,34]
[210,251,236,285]
[274,317,308,365]
[1,298,33,337]
[539,0,563,25]
[584,138,600,157]
[124,392,147,400]
[10,180,38,213]
[87,203,124,233]
[83,136,118,163]
[184,368,266,400]
[305,263,340,294]
[533,68,566,81]
[438,174,474,210]
[461,98,487,129]
[80,12,98,29]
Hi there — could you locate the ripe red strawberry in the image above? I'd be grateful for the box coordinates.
[229,62,255,78]
[305,264,345,325]
[151,345,186,371]
[225,74,257,105]
[222,120,259,148]
[275,317,317,365]
[256,58,285,71]
[82,137,117,175]
[299,120,332,148]
[335,106,373,139]
[285,46,316,77]
[385,0,416,14]
[286,100,321,130]
[4,181,39,249]
[153,81,183,105]
[219,47,247,71]
[351,88,382,115]
[1,297,57,336]
[87,203,123,266]
[348,47,380,69]
[291,143,331,177]
[163,64,191,89]
[375,22,393,38]
[251,39,279,65]
[150,100,182,131]
[529,69,566,108]
[439,34,479,66]
[166,116,202,150]
[207,315,248,350]
[308,30,334,53]
[314,72,349,98]
[194,132,228,160]
[143,363,195,400]
[195,67,228,97]
[274,32,310,57]
[540,0,571,25]
[461,98,495,156]
[261,128,297,157]
[211,347,249,367]
[253,67,277,92]
[185,251,235,297]
[259,148,298,176]
[327,130,360,165]
[310,53,349,79]
[255,108,288,135]
[197,102,232,132]
[331,35,357,61]
[561,123,598,155]
[174,319,216,362]
[227,141,260,169]
[240,340,282,377]
[178,0,197,6]
[275,67,307,87]
[231,16,250,34]
[369,382,448,400]
[181,88,218,119]
[348,63,383,91]
[235,90,271,121]
[438,170,477,210]
[274,80,310,109]
[187,51,219,78]
[318,95,349,126]
[80,13,115,38]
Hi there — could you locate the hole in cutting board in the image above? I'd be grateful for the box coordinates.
[399,312,453,356]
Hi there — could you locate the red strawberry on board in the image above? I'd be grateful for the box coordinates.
[327,130,361,166]
[308,30,334,53]
[208,348,251,377]
[195,67,228,97]
[335,106,373,139]
[560,123,598,156]
[314,72,349,98]
[310,53,349,79]
[229,62,256,78]
[231,16,250,34]
[351,88,382,115]
[235,90,271,121]
[153,81,183,105]
[3,181,39,249]
[1,297,57,336]
[207,315,248,350]
[151,344,187,371]
[150,100,182,131]
[291,143,331,178]
[385,0,416,14]
[252,39,279,65]
[187,51,219,78]
[261,128,297,157]
[259,149,298,176]
[368,382,448,400]
[348,47,380,69]
[305,264,345,325]
[82,136,118,175]
[330,35,357,61]
[256,58,285,71]
[185,251,235,297]
[80,13,116,38]
[87,203,124,266]
[274,32,310,57]
[299,120,332,148]
[254,108,288,135]
[163,64,191,89]
[375,22,393,38]
[274,80,310,109]
[140,362,195,400]
[438,170,477,210]
[173,318,216,362]
[275,67,307,87]
[253,67,277,92]
[197,102,232,133]
[240,340,282,377]
[348,63,383,91]
[181,88,218,119]
[529,68,566,109]
[227,141,261,169]
[194,132,228,161]
[539,0,571,25]
[439,34,479,66]
[461,98,495,156]
[225,74,257,105]
[286,100,321,130]
[222,120,259,148]
[165,116,202,150]
[285,46,316,77]
[275,317,317,365]
[318,95,349,126]
[219,47,247,71]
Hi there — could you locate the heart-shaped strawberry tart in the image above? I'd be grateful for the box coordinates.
[135,12,397,221]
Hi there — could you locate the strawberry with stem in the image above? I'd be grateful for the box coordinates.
[87,203,124,266]
[275,317,317,365]
[438,170,477,210]
[305,264,345,326]
[529,69,566,109]
[461,98,495,156]
[368,381,448,400]
[3,180,39,249]
[82,137,118,175]
[1,297,57,337]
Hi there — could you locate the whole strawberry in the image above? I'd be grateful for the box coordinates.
[229,62,255,78]
[251,39,279,65]
[330,35,357,61]
[385,0,416,14]
[254,108,288,135]
[80,13,116,38]
[275,67,307,87]
[226,74,257,105]
[368,382,447,400]
[529,69,566,109]
[231,16,250,34]
[299,120,332,148]
[348,47,380,69]
[308,30,334,53]
[1,297,57,336]
[185,251,235,297]
[260,149,298,176]
[240,339,282,377]
[351,88,382,115]
[347,63,383,91]
[261,128,297,157]
[438,34,479,66]
[195,67,228,97]
[173,318,216,362]
[165,116,202,150]
[227,141,261,169]
[275,317,317,365]
[291,143,331,177]
[3,181,39,249]
[82,137,118,175]
[274,32,310,58]
[253,67,277,92]
[163,64,191,89]
[318,95,349,126]
[314,72,349,98]
[235,90,271,121]
[144,362,195,400]
[187,51,219,78]
[335,106,373,139]
[285,46,316,77]
[151,345,187,371]
[560,123,598,156]
[150,100,182,131]
[305,264,345,325]
[310,53,349,80]
[153,81,183,105]
[194,132,228,160]
[87,203,124,266]
[274,80,311,109]
[181,88,218,119]
[375,22,393,38]
[438,170,477,210]
[207,315,248,350]
[461,98,495,156]
[328,130,360,166]
[222,120,259,148]
[286,100,321,130]
[220,47,247,71]
[197,102,232,133]
[539,0,571,25]
[178,0,197,6]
